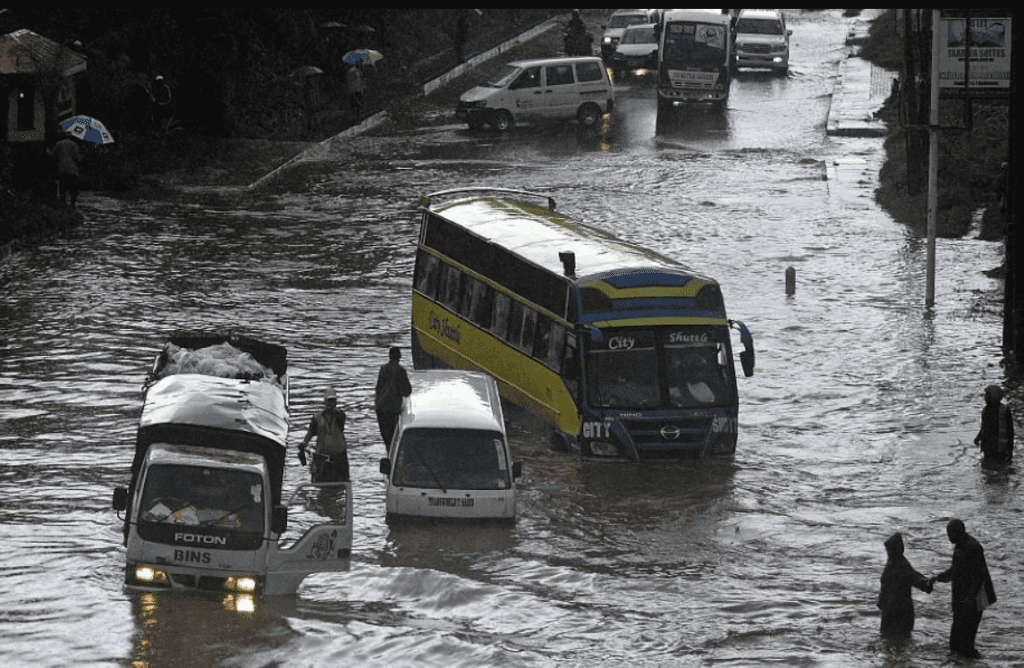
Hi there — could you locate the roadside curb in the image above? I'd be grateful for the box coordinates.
[248,17,563,190]
[826,15,896,138]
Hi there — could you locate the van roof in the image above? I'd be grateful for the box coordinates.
[401,370,505,433]
[504,55,604,69]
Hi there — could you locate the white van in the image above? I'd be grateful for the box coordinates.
[456,56,613,132]
[379,370,521,520]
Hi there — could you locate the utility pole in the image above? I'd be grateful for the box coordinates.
[1005,11,1022,367]
[925,9,940,307]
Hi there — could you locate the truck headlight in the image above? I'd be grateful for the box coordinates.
[134,565,169,584]
[589,441,619,457]
[226,575,258,592]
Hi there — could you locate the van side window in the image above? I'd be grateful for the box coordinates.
[414,252,441,299]
[510,67,541,89]
[575,61,604,83]
[545,64,574,86]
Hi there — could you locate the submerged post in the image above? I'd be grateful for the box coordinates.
[785,266,796,295]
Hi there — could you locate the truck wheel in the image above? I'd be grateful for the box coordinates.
[492,110,513,132]
[577,103,601,128]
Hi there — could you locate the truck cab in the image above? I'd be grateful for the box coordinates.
[113,331,352,601]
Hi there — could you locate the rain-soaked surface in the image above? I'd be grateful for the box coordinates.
[1,10,1021,668]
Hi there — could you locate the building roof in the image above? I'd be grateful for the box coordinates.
[0,29,86,77]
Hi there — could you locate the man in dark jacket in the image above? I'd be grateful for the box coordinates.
[974,384,1014,469]
[932,519,997,659]
[374,347,412,451]
[878,532,933,637]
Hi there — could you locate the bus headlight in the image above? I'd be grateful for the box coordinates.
[589,441,619,457]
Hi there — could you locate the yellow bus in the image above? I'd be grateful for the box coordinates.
[411,188,755,461]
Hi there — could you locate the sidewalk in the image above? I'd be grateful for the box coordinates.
[827,15,898,137]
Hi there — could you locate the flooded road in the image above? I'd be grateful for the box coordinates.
[1,10,1020,667]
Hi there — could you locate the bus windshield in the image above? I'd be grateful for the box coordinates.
[586,326,734,409]
[394,428,511,490]
[662,22,727,69]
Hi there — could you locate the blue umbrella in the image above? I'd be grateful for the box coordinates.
[60,116,115,145]
[343,49,383,66]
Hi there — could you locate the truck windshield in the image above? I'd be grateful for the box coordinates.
[393,428,510,490]
[139,465,265,535]
[662,22,727,69]
[586,327,735,409]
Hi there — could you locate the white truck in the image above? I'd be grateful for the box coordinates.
[113,331,352,600]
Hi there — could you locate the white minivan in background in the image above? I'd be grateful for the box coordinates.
[456,56,613,132]
[379,370,521,520]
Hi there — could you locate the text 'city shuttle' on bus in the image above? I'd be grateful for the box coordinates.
[410,188,755,462]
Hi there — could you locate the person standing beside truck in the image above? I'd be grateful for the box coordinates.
[298,388,349,482]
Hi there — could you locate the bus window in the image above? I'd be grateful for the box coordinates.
[546,322,565,369]
[414,252,441,298]
[534,314,553,364]
[471,283,495,328]
[440,263,462,309]
[520,308,536,356]
[507,300,525,348]
[458,276,480,317]
[492,292,511,336]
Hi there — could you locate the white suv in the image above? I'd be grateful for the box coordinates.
[734,9,791,74]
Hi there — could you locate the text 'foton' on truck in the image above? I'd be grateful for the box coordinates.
[112,331,352,605]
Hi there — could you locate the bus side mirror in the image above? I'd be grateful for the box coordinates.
[379,458,391,476]
[272,505,288,534]
[112,487,127,512]
[512,462,522,479]
[740,349,755,377]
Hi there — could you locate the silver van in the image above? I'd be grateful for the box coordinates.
[379,370,521,520]
[456,56,614,131]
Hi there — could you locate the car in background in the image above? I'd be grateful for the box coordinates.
[456,56,613,132]
[609,23,658,80]
[733,9,791,74]
[601,9,655,61]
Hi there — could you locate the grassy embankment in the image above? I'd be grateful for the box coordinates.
[859,10,1009,243]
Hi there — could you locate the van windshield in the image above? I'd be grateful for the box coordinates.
[484,64,521,88]
[393,428,510,490]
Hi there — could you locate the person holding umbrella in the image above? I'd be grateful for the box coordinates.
[48,130,82,207]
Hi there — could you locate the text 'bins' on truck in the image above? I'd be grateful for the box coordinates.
[112,331,353,600]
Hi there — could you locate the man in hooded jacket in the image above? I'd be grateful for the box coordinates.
[877,532,933,636]
[933,519,997,659]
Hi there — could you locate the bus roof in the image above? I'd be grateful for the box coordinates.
[429,192,713,286]
[661,9,733,24]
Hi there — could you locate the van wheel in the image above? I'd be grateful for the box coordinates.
[492,110,513,132]
[577,103,601,128]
